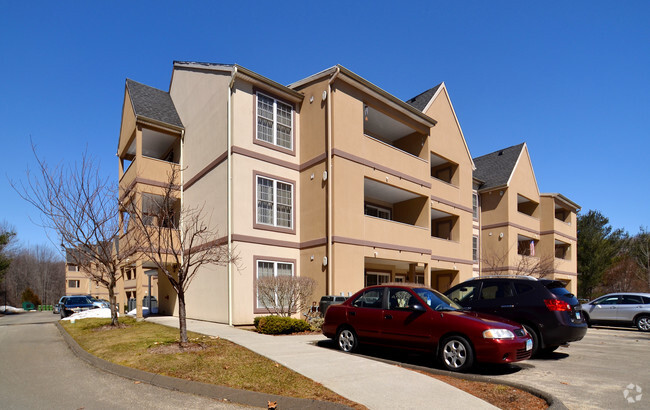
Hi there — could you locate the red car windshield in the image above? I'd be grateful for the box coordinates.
[413,288,462,311]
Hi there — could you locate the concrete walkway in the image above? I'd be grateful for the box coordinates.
[147,317,496,410]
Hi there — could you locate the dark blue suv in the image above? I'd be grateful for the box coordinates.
[59,296,95,318]
[445,276,587,356]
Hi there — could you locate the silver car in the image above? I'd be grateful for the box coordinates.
[580,293,650,332]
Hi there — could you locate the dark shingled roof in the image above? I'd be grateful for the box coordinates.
[126,79,183,128]
[404,83,443,111]
[473,143,526,191]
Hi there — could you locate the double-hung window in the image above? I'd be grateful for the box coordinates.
[257,176,293,229]
[256,260,294,308]
[257,92,293,150]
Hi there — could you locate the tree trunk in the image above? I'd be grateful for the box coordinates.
[108,277,118,326]
[178,291,187,343]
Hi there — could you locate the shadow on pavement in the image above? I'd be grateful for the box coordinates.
[316,339,525,376]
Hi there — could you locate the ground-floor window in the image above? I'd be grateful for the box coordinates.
[256,260,294,309]
[365,271,390,286]
[68,280,80,288]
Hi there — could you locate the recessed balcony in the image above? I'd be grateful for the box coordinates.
[517,194,539,218]
[364,178,428,228]
[431,208,459,241]
[363,105,427,160]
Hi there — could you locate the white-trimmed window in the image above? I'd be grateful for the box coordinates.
[256,176,293,228]
[365,271,390,286]
[68,280,80,288]
[472,193,479,219]
[256,260,294,308]
[257,92,293,150]
[473,236,479,261]
[364,203,391,220]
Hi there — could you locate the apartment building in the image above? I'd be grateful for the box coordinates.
[473,143,580,294]
[110,61,578,325]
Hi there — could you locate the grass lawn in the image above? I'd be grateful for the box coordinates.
[60,318,360,408]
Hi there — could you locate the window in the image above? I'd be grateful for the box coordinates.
[256,176,293,229]
[472,193,479,219]
[389,288,414,310]
[256,92,293,150]
[364,203,391,220]
[365,272,390,286]
[480,282,516,300]
[68,265,78,272]
[621,295,644,304]
[472,236,479,261]
[256,260,294,308]
[68,280,80,288]
[352,288,384,308]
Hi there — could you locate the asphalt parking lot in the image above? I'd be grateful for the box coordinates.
[328,325,650,409]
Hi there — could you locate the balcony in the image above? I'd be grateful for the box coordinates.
[555,239,571,261]
[363,104,427,160]
[363,135,429,182]
[364,178,428,227]
[431,208,459,241]
[517,234,538,257]
[119,128,181,196]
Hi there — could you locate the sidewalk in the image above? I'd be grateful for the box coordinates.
[147,317,496,410]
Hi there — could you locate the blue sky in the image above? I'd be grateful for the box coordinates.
[1,1,649,253]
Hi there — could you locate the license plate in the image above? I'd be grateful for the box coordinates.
[575,311,581,320]
[526,339,533,351]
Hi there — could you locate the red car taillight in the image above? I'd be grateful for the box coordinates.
[544,299,571,311]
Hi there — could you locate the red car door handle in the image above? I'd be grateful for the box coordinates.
[349,311,356,316]
[384,314,393,320]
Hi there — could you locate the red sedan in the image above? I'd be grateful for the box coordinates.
[322,284,533,372]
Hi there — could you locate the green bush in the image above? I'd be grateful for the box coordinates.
[255,315,311,335]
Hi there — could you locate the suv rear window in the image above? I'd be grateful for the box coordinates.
[544,282,576,300]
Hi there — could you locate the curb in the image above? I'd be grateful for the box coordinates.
[55,322,351,410]
[367,354,567,410]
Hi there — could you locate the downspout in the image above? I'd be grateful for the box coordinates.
[227,67,238,326]
[326,67,340,295]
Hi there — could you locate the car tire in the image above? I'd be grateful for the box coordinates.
[336,327,358,353]
[636,315,650,332]
[439,335,474,372]
[522,324,540,357]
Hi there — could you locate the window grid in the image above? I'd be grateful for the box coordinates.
[257,176,293,229]
[256,92,293,150]
[256,260,295,308]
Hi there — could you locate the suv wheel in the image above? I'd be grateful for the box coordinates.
[636,315,650,332]
[522,324,540,357]
[336,327,358,352]
[439,336,474,372]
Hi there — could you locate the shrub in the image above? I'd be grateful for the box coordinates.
[255,315,310,335]
[21,287,42,306]
[309,317,324,332]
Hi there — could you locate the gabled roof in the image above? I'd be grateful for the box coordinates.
[404,84,443,112]
[289,65,437,128]
[473,143,526,191]
[125,79,184,129]
[172,61,304,103]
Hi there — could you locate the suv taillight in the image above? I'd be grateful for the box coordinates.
[544,299,571,311]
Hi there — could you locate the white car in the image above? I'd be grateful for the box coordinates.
[581,293,650,331]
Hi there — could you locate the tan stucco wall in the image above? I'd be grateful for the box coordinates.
[170,68,230,179]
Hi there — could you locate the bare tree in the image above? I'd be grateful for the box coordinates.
[481,243,555,278]
[12,146,139,325]
[124,165,236,343]
[256,275,316,317]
